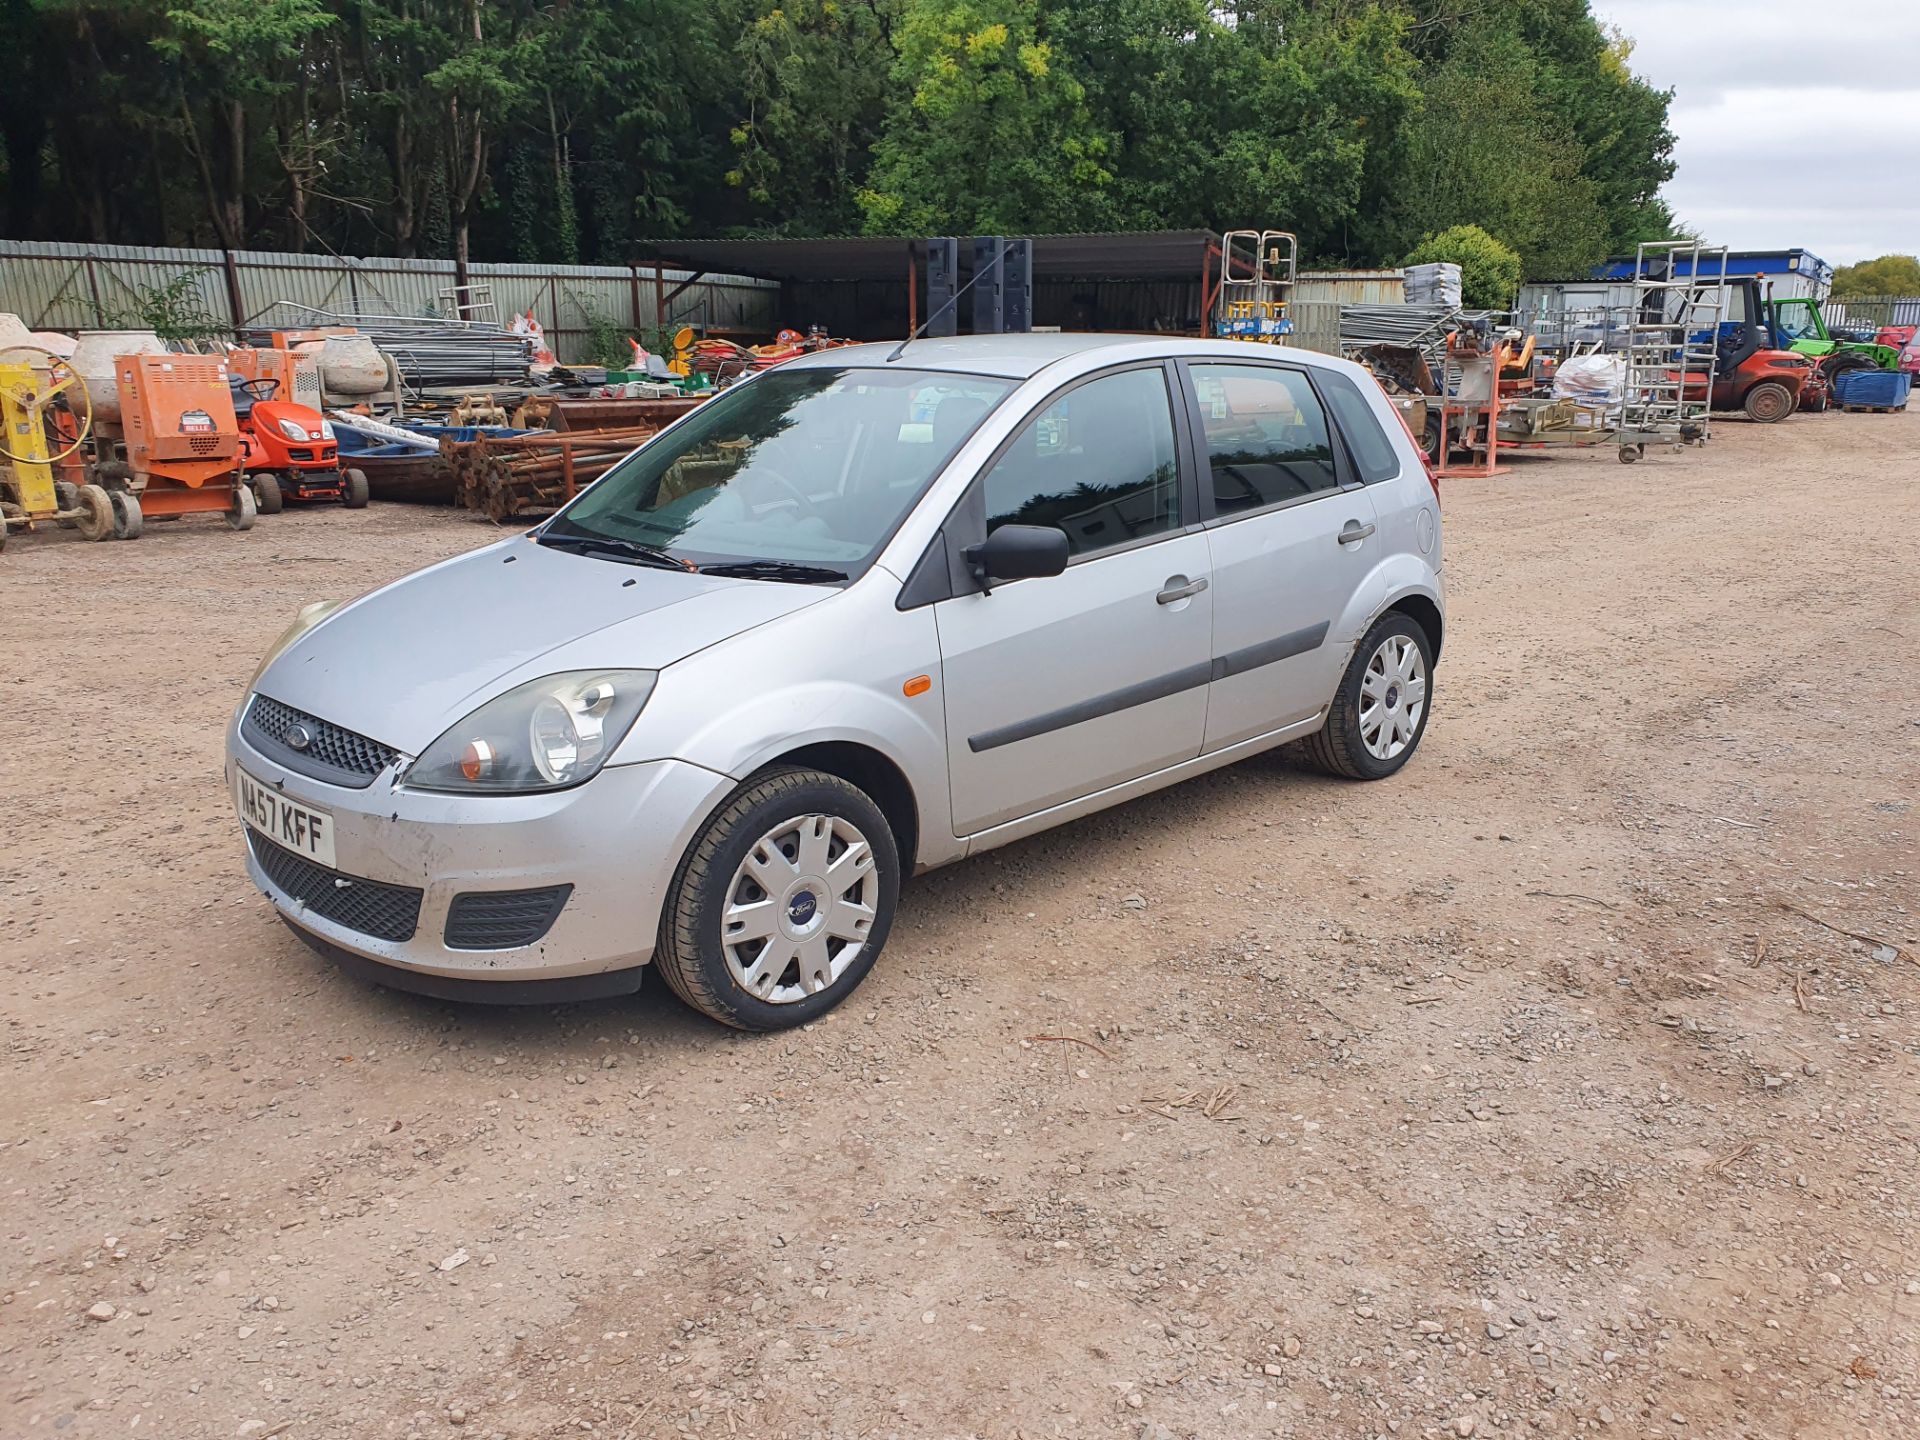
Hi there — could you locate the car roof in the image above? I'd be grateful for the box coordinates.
[780,333,1351,380]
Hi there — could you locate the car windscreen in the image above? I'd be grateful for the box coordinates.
[546,366,1016,573]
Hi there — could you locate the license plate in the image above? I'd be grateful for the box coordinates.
[236,768,336,870]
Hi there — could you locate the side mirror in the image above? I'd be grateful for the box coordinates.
[963,524,1069,593]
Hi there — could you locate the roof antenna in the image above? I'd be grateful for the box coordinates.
[888,239,1016,362]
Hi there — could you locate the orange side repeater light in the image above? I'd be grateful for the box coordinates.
[902,674,932,697]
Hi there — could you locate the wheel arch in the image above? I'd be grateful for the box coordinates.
[1387,592,1444,661]
[751,739,921,874]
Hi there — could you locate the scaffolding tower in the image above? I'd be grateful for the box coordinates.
[1620,239,1728,452]
[1212,230,1299,344]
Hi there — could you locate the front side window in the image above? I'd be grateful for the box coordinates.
[980,366,1180,557]
[550,366,1014,571]
[1189,363,1339,513]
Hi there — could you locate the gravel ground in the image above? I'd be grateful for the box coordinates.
[2,408,1916,1440]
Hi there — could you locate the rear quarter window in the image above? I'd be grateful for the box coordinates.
[1315,368,1402,484]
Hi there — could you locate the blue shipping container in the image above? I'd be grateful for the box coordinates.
[1834,369,1912,409]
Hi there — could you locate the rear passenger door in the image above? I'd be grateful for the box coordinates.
[1179,359,1379,752]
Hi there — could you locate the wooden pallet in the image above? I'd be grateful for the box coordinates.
[1840,403,1909,414]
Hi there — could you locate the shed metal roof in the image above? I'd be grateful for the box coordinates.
[632,231,1219,285]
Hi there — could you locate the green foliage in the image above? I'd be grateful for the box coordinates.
[105,267,227,344]
[858,0,1114,233]
[579,307,634,370]
[1404,225,1523,310]
[1833,255,1920,300]
[0,0,1682,281]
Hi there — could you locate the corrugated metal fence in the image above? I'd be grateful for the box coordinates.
[0,241,778,361]
[1825,295,1920,329]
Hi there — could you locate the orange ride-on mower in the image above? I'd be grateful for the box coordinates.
[229,373,368,513]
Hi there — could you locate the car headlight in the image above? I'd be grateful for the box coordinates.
[277,416,311,443]
[405,670,657,794]
[247,600,341,692]
[318,419,336,441]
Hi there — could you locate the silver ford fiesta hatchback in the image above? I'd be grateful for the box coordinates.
[228,335,1444,1028]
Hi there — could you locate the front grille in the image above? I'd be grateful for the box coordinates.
[190,436,219,455]
[244,695,398,789]
[444,886,573,950]
[289,447,314,462]
[248,830,422,942]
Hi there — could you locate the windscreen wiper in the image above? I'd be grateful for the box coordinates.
[536,531,692,571]
[699,560,849,584]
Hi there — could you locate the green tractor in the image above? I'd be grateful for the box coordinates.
[1766,296,1900,391]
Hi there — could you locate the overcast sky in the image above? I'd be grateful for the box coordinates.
[1599,0,1920,267]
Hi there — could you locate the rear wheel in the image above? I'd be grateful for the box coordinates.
[1742,381,1794,423]
[1299,611,1434,781]
[655,767,899,1030]
[253,473,284,514]
[73,482,114,541]
[343,468,369,508]
[225,484,257,531]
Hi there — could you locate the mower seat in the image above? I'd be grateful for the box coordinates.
[228,377,258,419]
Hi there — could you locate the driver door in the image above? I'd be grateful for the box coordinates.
[932,363,1211,836]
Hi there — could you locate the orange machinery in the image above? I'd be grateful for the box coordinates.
[72,353,256,535]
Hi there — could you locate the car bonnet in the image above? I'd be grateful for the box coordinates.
[252,537,831,754]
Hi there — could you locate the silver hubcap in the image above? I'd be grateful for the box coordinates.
[722,813,877,1004]
[1358,634,1426,761]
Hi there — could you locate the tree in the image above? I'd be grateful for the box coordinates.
[729,0,900,235]
[1375,18,1608,280]
[154,0,336,248]
[1405,225,1522,310]
[858,0,1115,234]
[1833,254,1920,300]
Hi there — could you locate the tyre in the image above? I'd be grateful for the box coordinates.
[1821,351,1878,390]
[253,473,284,515]
[54,480,80,528]
[110,489,143,540]
[1742,381,1793,423]
[654,767,899,1030]
[73,483,114,541]
[343,468,370,508]
[1299,611,1434,781]
[225,484,257,531]
[1617,444,1644,464]
[1419,413,1444,467]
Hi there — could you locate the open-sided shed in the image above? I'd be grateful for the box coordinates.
[631,231,1227,341]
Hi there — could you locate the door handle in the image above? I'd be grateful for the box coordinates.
[1156,575,1209,605]
[1338,521,1376,545]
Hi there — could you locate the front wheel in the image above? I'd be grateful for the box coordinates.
[1743,381,1794,423]
[225,484,257,531]
[1299,611,1434,780]
[655,767,899,1030]
[343,468,369,508]
[253,473,284,515]
[110,489,143,540]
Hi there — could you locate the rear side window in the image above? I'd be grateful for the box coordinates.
[1188,363,1339,512]
[1316,368,1402,483]
[980,366,1180,557]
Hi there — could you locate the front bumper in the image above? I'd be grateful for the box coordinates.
[227,711,736,993]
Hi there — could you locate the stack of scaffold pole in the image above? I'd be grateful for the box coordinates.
[451,428,658,521]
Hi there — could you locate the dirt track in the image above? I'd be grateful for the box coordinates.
[3,408,1917,1440]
